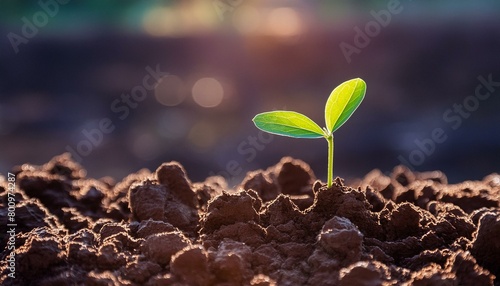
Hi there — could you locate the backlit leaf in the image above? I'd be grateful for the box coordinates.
[253,111,325,138]
[325,78,366,133]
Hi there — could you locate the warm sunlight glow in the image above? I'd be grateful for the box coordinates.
[267,7,303,37]
[233,6,261,34]
[143,8,180,37]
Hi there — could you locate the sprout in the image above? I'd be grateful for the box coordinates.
[252,78,367,187]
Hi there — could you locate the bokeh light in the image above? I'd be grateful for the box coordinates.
[232,6,261,34]
[142,3,217,37]
[142,8,180,37]
[192,78,224,108]
[267,7,303,37]
[155,75,186,107]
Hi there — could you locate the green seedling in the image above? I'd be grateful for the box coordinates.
[252,78,366,188]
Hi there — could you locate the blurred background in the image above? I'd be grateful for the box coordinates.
[0,0,499,185]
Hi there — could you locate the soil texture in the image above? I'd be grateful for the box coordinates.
[0,154,499,285]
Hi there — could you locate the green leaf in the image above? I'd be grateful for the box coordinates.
[325,78,366,134]
[253,111,325,138]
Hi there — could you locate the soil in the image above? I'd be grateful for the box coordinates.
[0,154,499,285]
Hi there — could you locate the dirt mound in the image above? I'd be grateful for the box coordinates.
[1,154,498,285]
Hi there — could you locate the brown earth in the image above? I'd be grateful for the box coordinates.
[0,154,499,285]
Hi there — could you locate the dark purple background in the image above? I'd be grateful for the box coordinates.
[1,1,499,185]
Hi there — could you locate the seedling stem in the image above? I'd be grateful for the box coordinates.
[327,135,334,187]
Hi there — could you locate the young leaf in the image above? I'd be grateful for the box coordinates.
[253,111,325,138]
[325,78,366,133]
